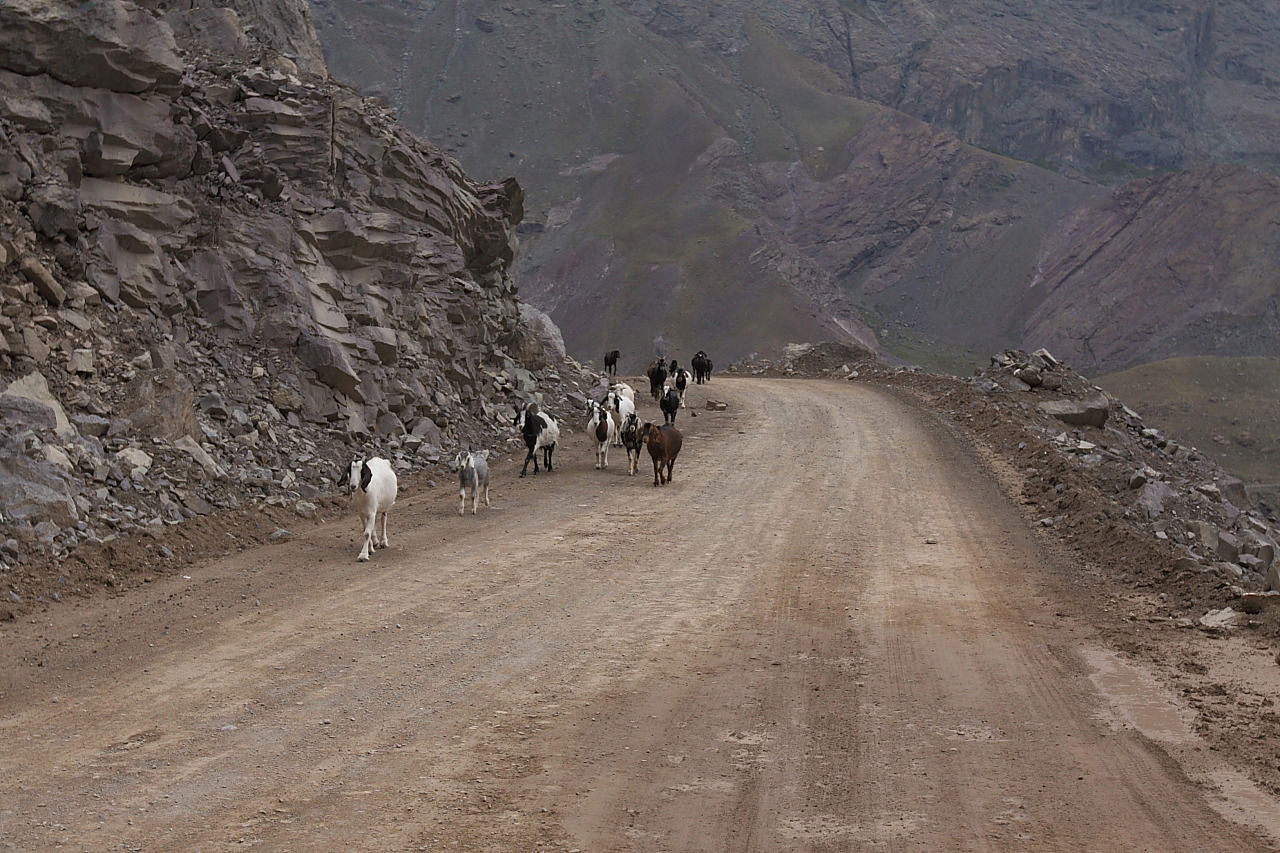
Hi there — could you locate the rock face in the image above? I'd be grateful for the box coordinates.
[0,0,594,570]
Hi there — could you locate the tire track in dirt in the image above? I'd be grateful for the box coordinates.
[0,379,1276,851]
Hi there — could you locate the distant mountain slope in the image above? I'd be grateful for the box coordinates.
[308,0,1280,370]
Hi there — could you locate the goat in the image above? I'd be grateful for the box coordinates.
[604,349,620,377]
[692,351,713,384]
[515,402,559,476]
[668,358,678,376]
[606,388,636,446]
[672,368,691,406]
[586,400,617,469]
[647,359,668,400]
[452,450,491,515]
[620,412,643,476]
[640,421,683,486]
[339,457,398,561]
[659,385,681,424]
[609,382,636,404]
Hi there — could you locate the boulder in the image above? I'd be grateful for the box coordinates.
[19,256,65,306]
[118,368,198,440]
[1135,480,1175,519]
[115,447,153,473]
[174,435,226,479]
[0,394,57,432]
[509,303,567,370]
[1038,395,1109,428]
[298,335,363,401]
[0,438,79,526]
[0,0,183,94]
[72,414,110,437]
[1,371,73,438]
[1215,530,1242,563]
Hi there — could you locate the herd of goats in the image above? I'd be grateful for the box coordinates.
[339,351,714,561]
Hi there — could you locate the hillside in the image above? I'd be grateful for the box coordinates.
[309,0,1280,372]
[0,0,591,576]
[1099,356,1280,505]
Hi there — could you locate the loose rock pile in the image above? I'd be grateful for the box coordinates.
[0,0,598,601]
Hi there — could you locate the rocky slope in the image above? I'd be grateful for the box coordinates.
[309,0,1280,376]
[0,0,595,583]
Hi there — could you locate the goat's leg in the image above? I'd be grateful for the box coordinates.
[472,487,480,515]
[357,512,374,561]
[652,457,661,486]
[544,445,554,471]
[458,486,466,516]
[520,446,534,477]
[380,509,391,547]
[483,482,491,507]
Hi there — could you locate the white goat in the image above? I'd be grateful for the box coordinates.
[453,450,491,515]
[606,389,636,446]
[343,457,398,562]
[586,400,618,469]
[610,382,636,404]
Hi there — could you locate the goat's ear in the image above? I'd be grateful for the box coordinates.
[360,461,373,491]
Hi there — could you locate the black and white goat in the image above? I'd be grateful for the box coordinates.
[672,368,691,407]
[620,412,643,476]
[606,387,636,446]
[340,456,398,562]
[515,403,560,476]
[452,450,491,515]
[586,400,617,469]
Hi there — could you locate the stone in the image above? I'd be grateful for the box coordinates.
[115,447,153,474]
[71,414,109,437]
[0,0,183,94]
[1239,592,1280,614]
[1198,607,1239,630]
[295,500,318,519]
[271,386,305,413]
[0,435,78,525]
[174,435,226,479]
[1239,554,1264,572]
[363,326,399,364]
[1038,395,1109,428]
[1135,481,1175,519]
[1127,469,1147,489]
[1220,477,1250,509]
[41,445,72,470]
[1014,366,1042,387]
[67,349,95,374]
[1195,483,1222,501]
[706,400,729,411]
[2,371,73,438]
[375,411,405,436]
[0,394,57,432]
[1216,530,1242,563]
[119,368,198,440]
[298,335,363,401]
[19,256,64,306]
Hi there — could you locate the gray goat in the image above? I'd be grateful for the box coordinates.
[452,450,491,515]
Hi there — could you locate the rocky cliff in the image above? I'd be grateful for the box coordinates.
[0,0,590,573]
[310,0,1280,374]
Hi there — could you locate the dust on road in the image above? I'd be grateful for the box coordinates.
[1,379,1276,851]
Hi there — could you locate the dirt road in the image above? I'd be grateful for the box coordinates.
[2,378,1276,851]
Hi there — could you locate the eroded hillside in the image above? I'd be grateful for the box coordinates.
[310,0,1280,375]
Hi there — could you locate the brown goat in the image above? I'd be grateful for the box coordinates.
[640,421,683,486]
